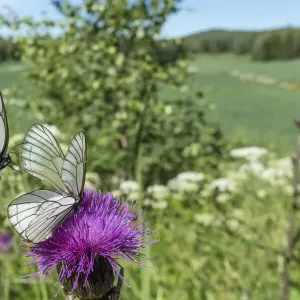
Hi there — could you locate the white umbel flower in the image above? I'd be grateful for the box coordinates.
[239,160,265,175]
[210,178,236,193]
[119,180,139,194]
[147,185,169,199]
[230,146,268,161]
[176,171,205,183]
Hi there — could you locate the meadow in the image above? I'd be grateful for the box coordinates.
[190,54,300,154]
[1,41,300,299]
[2,2,300,297]
[2,55,299,153]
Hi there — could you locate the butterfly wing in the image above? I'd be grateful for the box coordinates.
[22,124,66,192]
[7,190,76,243]
[0,92,9,156]
[62,131,87,198]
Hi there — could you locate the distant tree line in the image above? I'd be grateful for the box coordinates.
[252,29,300,61]
[0,37,19,61]
[2,27,300,63]
[181,28,300,62]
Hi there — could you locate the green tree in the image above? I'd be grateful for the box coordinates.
[252,28,300,61]
[1,0,223,186]
[252,31,281,61]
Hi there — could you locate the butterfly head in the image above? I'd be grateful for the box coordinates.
[0,154,11,170]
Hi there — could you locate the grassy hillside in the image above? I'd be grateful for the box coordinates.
[2,57,300,154]
[182,29,258,43]
[190,54,300,153]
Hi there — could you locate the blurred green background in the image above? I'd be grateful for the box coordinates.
[0,0,300,299]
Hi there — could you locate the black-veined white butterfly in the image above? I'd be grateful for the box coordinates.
[0,92,12,171]
[7,124,87,243]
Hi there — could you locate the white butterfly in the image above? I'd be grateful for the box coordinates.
[7,124,87,243]
[0,92,12,171]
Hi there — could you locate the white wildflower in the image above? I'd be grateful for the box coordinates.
[176,171,205,183]
[152,201,168,210]
[119,180,139,194]
[168,172,204,193]
[261,168,289,182]
[230,146,268,161]
[210,178,236,193]
[239,160,265,175]
[147,185,169,199]
[269,156,292,177]
[276,157,291,169]
[194,213,214,226]
[168,179,199,193]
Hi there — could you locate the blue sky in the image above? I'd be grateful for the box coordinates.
[0,0,300,38]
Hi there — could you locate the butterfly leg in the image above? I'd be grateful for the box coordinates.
[9,163,23,174]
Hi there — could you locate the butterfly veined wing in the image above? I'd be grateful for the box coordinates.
[62,131,86,198]
[22,124,66,192]
[7,190,76,243]
[0,92,9,156]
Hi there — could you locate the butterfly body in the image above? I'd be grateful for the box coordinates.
[0,154,11,171]
[0,92,11,172]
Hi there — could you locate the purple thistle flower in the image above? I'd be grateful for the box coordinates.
[24,189,156,298]
[0,232,13,252]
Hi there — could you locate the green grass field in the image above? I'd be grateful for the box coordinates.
[191,54,300,154]
[0,61,38,136]
[1,56,300,154]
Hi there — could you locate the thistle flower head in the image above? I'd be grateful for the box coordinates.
[24,189,156,298]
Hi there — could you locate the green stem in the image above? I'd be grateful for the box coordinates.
[40,280,48,300]
[132,80,156,180]
[141,246,151,300]
[3,257,10,300]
